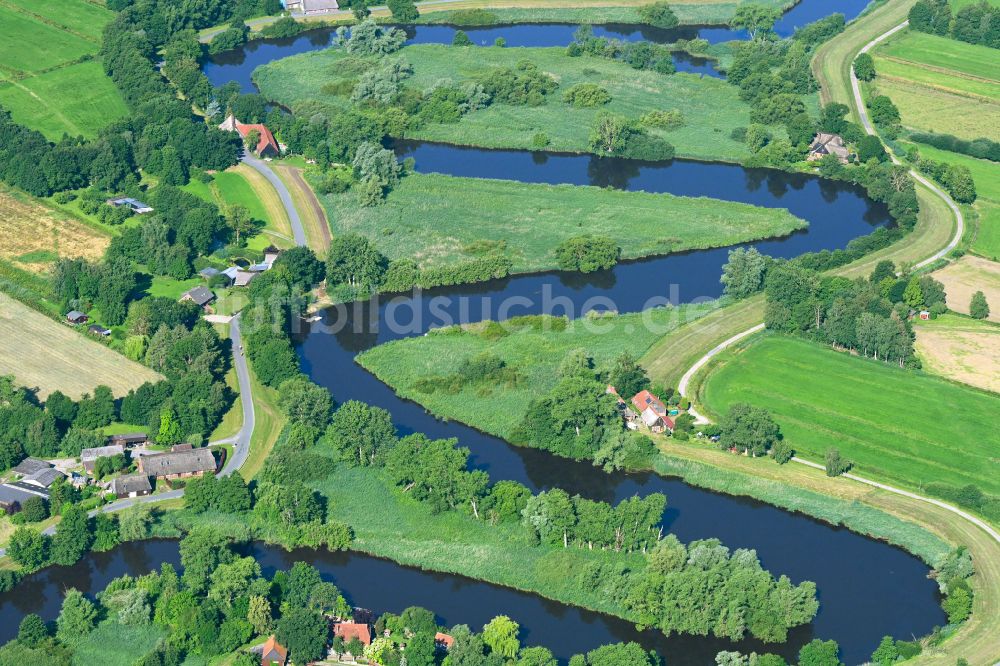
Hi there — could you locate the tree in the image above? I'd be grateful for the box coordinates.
[7,526,46,568]
[118,505,152,541]
[57,588,98,641]
[607,352,649,397]
[731,4,783,39]
[637,1,679,28]
[870,636,898,665]
[482,616,521,659]
[522,489,576,547]
[75,385,116,429]
[824,448,851,477]
[869,260,895,285]
[273,246,324,289]
[405,632,437,666]
[853,53,875,81]
[857,134,888,162]
[50,504,92,565]
[942,584,973,623]
[278,376,333,429]
[452,30,473,46]
[721,247,767,299]
[17,614,48,647]
[771,440,794,464]
[20,496,48,523]
[285,561,323,608]
[970,291,989,319]
[387,0,419,21]
[554,235,620,272]
[276,607,330,664]
[589,113,633,154]
[903,276,924,308]
[326,400,397,466]
[248,594,273,635]
[224,204,256,246]
[157,405,183,445]
[720,404,781,456]
[326,234,388,293]
[798,640,843,666]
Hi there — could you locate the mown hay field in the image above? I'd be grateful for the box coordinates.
[914,314,1000,394]
[0,292,162,399]
[0,186,109,273]
[699,335,1000,494]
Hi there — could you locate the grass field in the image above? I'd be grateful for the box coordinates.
[905,140,1000,260]
[275,163,331,252]
[183,166,295,251]
[913,314,1000,393]
[871,29,1000,140]
[358,305,717,439]
[698,334,1000,494]
[0,292,162,399]
[255,44,758,162]
[931,254,1000,322]
[0,185,110,274]
[316,172,805,273]
[0,0,127,139]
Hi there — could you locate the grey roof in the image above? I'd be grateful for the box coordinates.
[13,457,51,476]
[66,310,87,321]
[111,474,152,495]
[23,468,64,489]
[81,444,125,462]
[0,483,49,502]
[181,286,215,306]
[140,448,216,477]
[234,270,257,287]
[222,266,240,279]
[108,432,148,444]
[199,267,221,278]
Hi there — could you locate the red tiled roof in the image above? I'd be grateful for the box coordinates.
[261,635,288,665]
[333,621,372,646]
[631,390,666,415]
[235,121,280,156]
[435,632,455,649]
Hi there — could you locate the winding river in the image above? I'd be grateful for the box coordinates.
[0,3,948,664]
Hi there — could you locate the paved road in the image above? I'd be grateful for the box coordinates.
[216,314,256,476]
[242,155,308,247]
[678,323,764,424]
[850,20,965,270]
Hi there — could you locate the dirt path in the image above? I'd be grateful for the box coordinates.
[277,165,331,252]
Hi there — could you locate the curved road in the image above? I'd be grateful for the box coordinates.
[242,155,308,247]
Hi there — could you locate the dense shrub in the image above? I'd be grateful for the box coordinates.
[640,109,684,130]
[562,83,611,107]
[446,8,499,25]
[554,236,621,272]
[637,1,679,28]
[478,61,558,106]
[910,132,1000,162]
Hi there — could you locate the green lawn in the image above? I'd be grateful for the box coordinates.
[358,305,717,439]
[0,61,129,140]
[0,5,96,73]
[699,335,1000,495]
[317,172,805,273]
[3,0,114,40]
[0,0,125,139]
[255,44,759,162]
[905,140,1000,259]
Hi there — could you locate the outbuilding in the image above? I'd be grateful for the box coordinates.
[88,324,112,337]
[80,444,126,473]
[111,474,153,498]
[180,285,216,308]
[66,310,88,324]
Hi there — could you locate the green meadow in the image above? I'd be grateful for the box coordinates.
[698,335,1000,494]
[315,172,805,273]
[254,44,757,162]
[906,140,1000,260]
[0,0,127,139]
[358,305,718,439]
[872,29,1000,140]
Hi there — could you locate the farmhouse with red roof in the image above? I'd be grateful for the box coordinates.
[218,114,280,157]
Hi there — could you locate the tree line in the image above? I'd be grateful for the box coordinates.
[908,0,999,48]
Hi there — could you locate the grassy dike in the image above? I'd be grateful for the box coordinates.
[254,44,757,162]
[314,172,806,274]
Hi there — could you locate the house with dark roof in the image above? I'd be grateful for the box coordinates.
[136,448,216,481]
[108,432,148,446]
[22,468,65,489]
[259,635,288,666]
[106,197,154,214]
[180,285,216,309]
[13,457,51,476]
[808,133,850,164]
[111,474,153,498]
[66,310,88,324]
[88,324,111,337]
[80,444,126,473]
